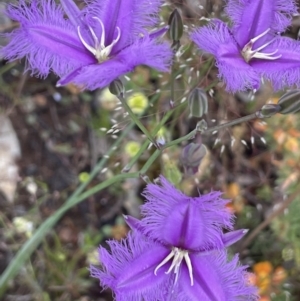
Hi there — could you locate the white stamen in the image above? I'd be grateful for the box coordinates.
[154,247,194,286]
[88,25,99,47]
[241,28,282,63]
[77,27,96,55]
[77,17,121,63]
[93,17,106,49]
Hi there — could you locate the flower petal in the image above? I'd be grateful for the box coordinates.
[177,252,258,301]
[83,0,163,53]
[226,0,297,47]
[140,176,234,251]
[62,37,172,90]
[123,215,142,231]
[192,20,260,91]
[91,231,172,300]
[222,229,248,247]
[251,37,300,91]
[117,37,172,72]
[1,0,95,77]
[57,59,127,90]
[60,0,81,28]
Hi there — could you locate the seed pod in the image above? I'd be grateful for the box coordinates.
[168,9,183,42]
[109,79,124,96]
[256,104,280,118]
[278,90,300,114]
[181,143,207,175]
[188,88,208,118]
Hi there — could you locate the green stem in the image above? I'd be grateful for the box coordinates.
[123,102,187,173]
[118,94,156,146]
[163,113,259,148]
[204,113,258,134]
[0,172,137,296]
[139,149,161,174]
[0,122,134,296]
[0,62,17,76]
[170,59,176,105]
[0,128,164,296]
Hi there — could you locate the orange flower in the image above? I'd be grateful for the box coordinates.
[272,267,287,285]
[253,262,273,294]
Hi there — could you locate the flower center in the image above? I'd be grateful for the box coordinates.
[78,17,121,63]
[154,247,194,286]
[241,28,281,63]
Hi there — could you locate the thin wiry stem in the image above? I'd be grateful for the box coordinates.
[164,113,258,148]
[239,185,300,252]
[122,102,187,173]
[118,93,157,147]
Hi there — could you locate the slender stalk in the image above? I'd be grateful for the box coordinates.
[204,113,258,134]
[239,186,300,252]
[164,113,258,148]
[0,122,134,296]
[139,149,161,174]
[170,59,176,105]
[0,131,163,296]
[118,94,156,146]
[123,102,187,172]
[0,172,138,296]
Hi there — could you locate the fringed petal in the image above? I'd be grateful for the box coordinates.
[176,252,258,301]
[226,0,297,43]
[60,0,81,28]
[140,176,234,251]
[251,37,300,91]
[1,0,95,78]
[83,0,163,53]
[62,37,172,90]
[191,20,260,92]
[117,37,172,72]
[91,231,172,301]
[222,229,248,247]
[58,59,129,90]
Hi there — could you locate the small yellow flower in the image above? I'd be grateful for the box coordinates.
[127,93,148,114]
[12,216,34,238]
[99,88,119,110]
[79,172,90,183]
[87,249,99,265]
[125,141,141,157]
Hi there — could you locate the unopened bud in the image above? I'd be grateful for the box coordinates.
[109,79,124,96]
[196,120,207,132]
[140,174,151,184]
[181,143,207,175]
[278,90,300,114]
[171,40,180,51]
[168,9,183,42]
[188,88,208,118]
[256,104,280,118]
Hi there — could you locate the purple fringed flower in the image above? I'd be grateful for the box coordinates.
[1,0,172,90]
[191,0,300,92]
[91,177,258,301]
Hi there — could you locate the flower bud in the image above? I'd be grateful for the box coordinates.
[278,90,300,114]
[181,143,207,175]
[188,88,208,118]
[196,119,207,132]
[168,9,183,41]
[109,79,124,96]
[256,104,280,118]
